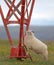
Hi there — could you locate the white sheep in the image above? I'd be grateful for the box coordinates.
[24,30,48,60]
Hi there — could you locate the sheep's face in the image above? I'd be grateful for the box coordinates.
[25,30,34,36]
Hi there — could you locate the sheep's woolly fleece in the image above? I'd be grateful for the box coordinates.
[24,30,48,60]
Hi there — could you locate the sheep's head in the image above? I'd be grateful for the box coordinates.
[25,30,34,36]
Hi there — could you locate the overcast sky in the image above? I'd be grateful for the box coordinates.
[0,0,54,26]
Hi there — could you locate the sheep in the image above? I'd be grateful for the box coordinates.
[24,30,48,60]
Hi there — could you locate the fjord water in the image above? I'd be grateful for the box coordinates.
[0,26,54,41]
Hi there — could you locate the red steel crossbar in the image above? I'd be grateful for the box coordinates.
[0,0,35,59]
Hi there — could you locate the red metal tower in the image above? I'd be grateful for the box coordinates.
[0,0,35,59]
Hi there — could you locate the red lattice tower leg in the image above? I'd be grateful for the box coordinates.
[0,0,35,59]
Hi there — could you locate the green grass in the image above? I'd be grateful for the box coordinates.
[0,40,54,65]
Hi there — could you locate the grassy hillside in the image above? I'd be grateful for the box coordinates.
[0,40,54,65]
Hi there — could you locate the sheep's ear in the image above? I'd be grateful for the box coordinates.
[31,30,34,33]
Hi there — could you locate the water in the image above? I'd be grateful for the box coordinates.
[0,26,54,41]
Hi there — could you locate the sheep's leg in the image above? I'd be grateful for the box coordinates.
[26,51,33,61]
[43,54,48,60]
[42,51,48,60]
[23,44,33,61]
[26,49,33,61]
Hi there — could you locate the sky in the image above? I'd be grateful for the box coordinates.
[0,0,54,26]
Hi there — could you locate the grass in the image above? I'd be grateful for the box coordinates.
[0,40,54,65]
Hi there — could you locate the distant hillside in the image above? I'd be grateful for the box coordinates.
[0,26,54,41]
